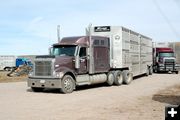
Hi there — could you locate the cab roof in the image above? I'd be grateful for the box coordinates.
[53,36,108,47]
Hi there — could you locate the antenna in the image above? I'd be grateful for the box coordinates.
[57,25,60,42]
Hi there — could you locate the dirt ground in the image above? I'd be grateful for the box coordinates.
[0,71,27,83]
[0,73,179,120]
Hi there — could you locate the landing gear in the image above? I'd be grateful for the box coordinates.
[145,67,149,76]
[149,66,153,75]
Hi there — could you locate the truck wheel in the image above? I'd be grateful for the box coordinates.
[123,70,133,85]
[61,75,75,94]
[31,87,44,92]
[114,71,123,86]
[175,71,179,74]
[106,71,115,86]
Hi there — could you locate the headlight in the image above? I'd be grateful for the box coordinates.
[53,71,64,78]
[53,71,59,77]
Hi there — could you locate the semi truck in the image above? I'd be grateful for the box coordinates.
[153,42,179,73]
[28,26,153,93]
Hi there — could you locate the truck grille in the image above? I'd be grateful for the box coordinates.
[164,59,175,65]
[35,61,52,76]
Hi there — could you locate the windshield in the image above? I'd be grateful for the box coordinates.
[50,45,76,56]
[159,52,174,57]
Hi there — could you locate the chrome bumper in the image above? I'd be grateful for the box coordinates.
[28,77,62,88]
[159,64,180,71]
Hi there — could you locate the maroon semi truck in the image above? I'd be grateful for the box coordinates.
[28,26,153,93]
[153,47,179,73]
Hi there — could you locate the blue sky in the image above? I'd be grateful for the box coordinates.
[0,0,180,55]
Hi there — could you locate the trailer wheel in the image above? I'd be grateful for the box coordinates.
[61,75,75,94]
[106,71,115,86]
[31,87,44,92]
[123,70,133,85]
[114,71,123,86]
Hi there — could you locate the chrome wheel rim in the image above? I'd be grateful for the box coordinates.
[63,78,72,91]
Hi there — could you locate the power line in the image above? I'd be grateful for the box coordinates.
[153,0,180,40]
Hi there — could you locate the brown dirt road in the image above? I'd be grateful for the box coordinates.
[0,73,179,120]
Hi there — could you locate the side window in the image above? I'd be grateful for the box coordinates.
[79,47,86,57]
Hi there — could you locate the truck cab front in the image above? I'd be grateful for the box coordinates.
[154,48,180,73]
[27,36,89,92]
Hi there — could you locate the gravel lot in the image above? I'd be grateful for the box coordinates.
[0,73,179,120]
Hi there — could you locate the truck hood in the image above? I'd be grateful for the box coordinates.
[54,56,74,71]
[34,55,74,72]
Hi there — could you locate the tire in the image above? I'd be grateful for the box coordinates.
[31,87,44,92]
[61,75,75,94]
[106,71,115,86]
[122,70,133,85]
[175,71,179,74]
[114,71,123,86]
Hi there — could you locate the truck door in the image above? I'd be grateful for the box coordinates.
[78,47,87,74]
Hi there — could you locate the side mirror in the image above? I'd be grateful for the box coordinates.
[75,56,80,69]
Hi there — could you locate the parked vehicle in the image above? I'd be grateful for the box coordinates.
[0,55,16,71]
[28,26,153,93]
[153,43,179,73]
[16,58,33,68]
[0,56,33,71]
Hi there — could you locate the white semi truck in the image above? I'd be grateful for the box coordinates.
[28,26,153,93]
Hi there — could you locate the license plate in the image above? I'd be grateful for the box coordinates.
[40,80,45,84]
